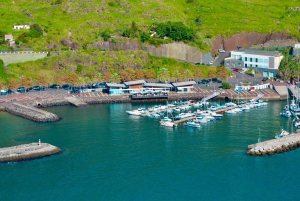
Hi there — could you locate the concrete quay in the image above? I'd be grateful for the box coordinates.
[4,103,60,122]
[247,130,300,156]
[0,142,61,163]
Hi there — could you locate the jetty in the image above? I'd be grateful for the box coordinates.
[247,130,300,156]
[5,103,60,122]
[0,140,61,163]
[65,96,87,107]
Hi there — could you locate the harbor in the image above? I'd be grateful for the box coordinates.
[0,140,61,163]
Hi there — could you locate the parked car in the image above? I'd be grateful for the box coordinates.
[262,77,268,82]
[199,79,210,84]
[33,86,41,91]
[209,61,213,65]
[7,89,14,94]
[219,49,225,53]
[0,90,7,95]
[49,84,61,89]
[212,78,222,83]
[26,87,33,92]
[17,87,25,93]
[62,84,72,90]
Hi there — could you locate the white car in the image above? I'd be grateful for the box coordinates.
[219,49,225,53]
[209,61,213,65]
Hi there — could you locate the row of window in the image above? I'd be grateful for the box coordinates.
[245,64,268,68]
[243,57,268,63]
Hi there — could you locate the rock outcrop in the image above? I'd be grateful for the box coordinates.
[212,32,292,54]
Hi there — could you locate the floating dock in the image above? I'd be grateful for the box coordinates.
[0,141,61,163]
[247,130,300,156]
[65,96,87,107]
[5,103,60,122]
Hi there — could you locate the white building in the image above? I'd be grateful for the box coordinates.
[13,25,30,30]
[225,49,284,78]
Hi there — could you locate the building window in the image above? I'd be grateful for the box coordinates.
[226,62,230,66]
[256,65,258,67]
[250,58,252,62]
[250,64,252,67]
[255,58,258,62]
[245,64,247,67]
[238,63,241,66]
[245,57,247,61]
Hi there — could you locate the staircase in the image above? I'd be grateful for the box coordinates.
[250,93,264,102]
[201,92,219,103]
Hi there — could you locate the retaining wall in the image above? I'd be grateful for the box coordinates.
[0,51,48,66]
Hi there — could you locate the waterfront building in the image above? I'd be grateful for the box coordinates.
[142,83,173,93]
[224,49,283,78]
[124,80,146,89]
[171,81,196,92]
[105,83,125,95]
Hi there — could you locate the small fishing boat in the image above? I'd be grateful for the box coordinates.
[275,129,293,139]
[160,121,177,127]
[184,120,201,128]
[126,110,141,116]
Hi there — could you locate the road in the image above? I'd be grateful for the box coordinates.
[212,52,230,66]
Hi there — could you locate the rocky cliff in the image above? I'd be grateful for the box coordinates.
[212,32,292,54]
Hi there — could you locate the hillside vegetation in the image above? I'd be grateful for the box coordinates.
[0,0,299,86]
[1,0,299,50]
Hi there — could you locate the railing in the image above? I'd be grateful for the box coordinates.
[201,92,219,102]
[250,93,264,102]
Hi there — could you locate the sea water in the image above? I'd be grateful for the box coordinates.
[0,101,299,201]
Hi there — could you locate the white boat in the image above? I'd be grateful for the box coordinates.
[275,129,292,139]
[225,109,236,114]
[209,106,217,111]
[174,107,181,113]
[151,113,161,118]
[160,121,176,127]
[238,105,250,111]
[184,120,201,128]
[293,116,300,129]
[161,117,172,122]
[280,109,291,118]
[210,112,223,119]
[126,110,141,116]
[232,108,243,113]
[225,102,236,107]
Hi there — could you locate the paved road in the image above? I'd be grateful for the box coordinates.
[212,52,230,66]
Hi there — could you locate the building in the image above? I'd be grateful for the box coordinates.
[224,49,283,78]
[171,81,196,92]
[293,44,300,56]
[143,83,173,92]
[124,80,146,89]
[105,83,125,95]
[13,25,30,29]
[4,34,13,42]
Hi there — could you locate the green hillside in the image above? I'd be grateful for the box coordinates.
[0,0,299,85]
[1,0,299,50]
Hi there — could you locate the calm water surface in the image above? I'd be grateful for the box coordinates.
[0,101,299,201]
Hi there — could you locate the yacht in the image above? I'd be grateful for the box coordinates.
[280,108,292,118]
[184,120,201,128]
[160,121,177,127]
[225,109,236,115]
[126,110,141,116]
[161,117,172,122]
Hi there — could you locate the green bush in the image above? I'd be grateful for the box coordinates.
[99,30,111,41]
[140,32,150,42]
[222,82,231,89]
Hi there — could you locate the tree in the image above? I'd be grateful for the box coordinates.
[66,73,78,85]
[208,69,216,79]
[217,66,228,80]
[110,72,120,82]
[21,77,33,87]
[99,30,111,41]
[144,69,156,79]
[103,71,112,82]
[37,75,48,86]
[55,74,66,84]
[193,68,203,79]
[135,69,144,79]
[8,80,20,89]
[93,72,103,82]
[140,32,150,42]
[158,68,170,81]
[120,68,135,81]
[183,69,193,81]
[0,82,5,89]
[222,82,231,89]
[172,70,180,82]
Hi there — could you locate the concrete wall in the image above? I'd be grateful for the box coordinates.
[143,42,202,64]
[0,51,48,66]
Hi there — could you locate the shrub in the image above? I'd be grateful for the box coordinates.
[222,82,231,89]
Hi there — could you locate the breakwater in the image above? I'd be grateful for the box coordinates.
[247,130,300,156]
[5,103,60,122]
[0,142,61,163]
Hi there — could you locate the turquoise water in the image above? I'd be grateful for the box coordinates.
[0,101,299,201]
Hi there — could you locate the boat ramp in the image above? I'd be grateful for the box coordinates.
[65,96,87,107]
[0,140,61,163]
[247,130,300,156]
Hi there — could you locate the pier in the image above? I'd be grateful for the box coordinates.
[5,103,60,122]
[247,130,300,156]
[0,141,61,163]
[65,96,87,107]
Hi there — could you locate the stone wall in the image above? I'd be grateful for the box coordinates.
[0,51,48,66]
[142,42,202,64]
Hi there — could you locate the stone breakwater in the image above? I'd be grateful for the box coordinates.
[5,103,60,122]
[247,130,300,156]
[0,142,61,163]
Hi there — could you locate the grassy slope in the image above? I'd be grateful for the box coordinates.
[0,0,299,83]
[1,0,299,50]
